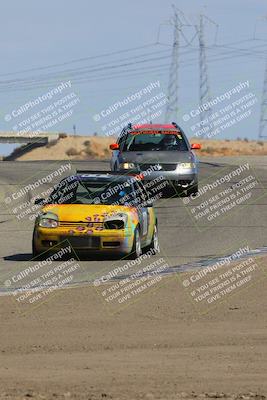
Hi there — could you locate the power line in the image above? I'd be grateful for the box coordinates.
[0,43,160,77]
[1,42,267,93]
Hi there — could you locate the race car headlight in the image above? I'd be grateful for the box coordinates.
[104,213,128,230]
[120,162,135,169]
[177,162,196,169]
[39,213,59,228]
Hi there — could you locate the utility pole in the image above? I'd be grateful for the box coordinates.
[73,124,76,136]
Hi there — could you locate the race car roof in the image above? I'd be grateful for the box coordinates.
[132,123,180,131]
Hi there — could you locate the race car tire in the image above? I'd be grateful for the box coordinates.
[147,225,160,254]
[129,227,142,259]
[32,235,45,260]
[187,184,198,197]
[32,241,42,260]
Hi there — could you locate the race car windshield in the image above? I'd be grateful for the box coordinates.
[48,178,133,205]
[123,133,189,152]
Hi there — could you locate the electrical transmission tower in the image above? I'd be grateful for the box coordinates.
[197,14,218,130]
[165,8,180,122]
[258,59,267,138]
[164,7,217,126]
[164,6,195,122]
[255,15,267,138]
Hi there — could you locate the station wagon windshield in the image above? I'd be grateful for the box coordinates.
[122,133,189,152]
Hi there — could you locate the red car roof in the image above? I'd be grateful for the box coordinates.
[133,123,177,130]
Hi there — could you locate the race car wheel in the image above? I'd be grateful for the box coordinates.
[32,240,41,259]
[148,225,160,254]
[129,227,142,259]
[32,235,44,260]
[187,184,198,197]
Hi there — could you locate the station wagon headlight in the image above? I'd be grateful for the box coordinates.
[104,213,128,230]
[39,212,59,228]
[177,162,196,169]
[120,162,135,169]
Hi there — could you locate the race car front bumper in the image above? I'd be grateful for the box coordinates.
[120,165,198,190]
[33,226,134,256]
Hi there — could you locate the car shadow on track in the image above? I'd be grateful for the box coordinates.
[4,253,32,261]
[3,252,129,262]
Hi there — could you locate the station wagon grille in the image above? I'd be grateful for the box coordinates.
[139,163,177,171]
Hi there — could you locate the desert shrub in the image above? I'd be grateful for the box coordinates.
[84,147,97,157]
[66,147,79,156]
[205,147,213,154]
[84,140,91,146]
[46,139,58,148]
[257,141,264,146]
[243,137,249,142]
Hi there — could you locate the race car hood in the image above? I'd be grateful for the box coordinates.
[40,204,135,222]
[120,150,194,164]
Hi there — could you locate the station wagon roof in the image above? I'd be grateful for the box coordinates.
[132,123,180,131]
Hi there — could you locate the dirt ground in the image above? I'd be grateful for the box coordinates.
[0,257,266,400]
[9,135,267,161]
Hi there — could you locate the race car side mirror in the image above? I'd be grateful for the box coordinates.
[146,201,154,207]
[110,143,119,150]
[191,143,201,150]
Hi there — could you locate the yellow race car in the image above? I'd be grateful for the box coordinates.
[32,171,159,259]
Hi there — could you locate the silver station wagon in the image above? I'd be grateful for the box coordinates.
[110,122,201,196]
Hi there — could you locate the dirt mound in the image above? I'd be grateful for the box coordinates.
[195,138,267,156]
[15,135,114,161]
[9,135,267,161]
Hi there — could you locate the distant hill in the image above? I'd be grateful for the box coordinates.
[4,135,267,161]
[7,135,114,161]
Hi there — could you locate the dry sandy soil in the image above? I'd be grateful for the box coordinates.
[0,256,266,400]
[12,136,113,161]
[8,135,267,161]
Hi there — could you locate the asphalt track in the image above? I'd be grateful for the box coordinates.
[0,156,267,295]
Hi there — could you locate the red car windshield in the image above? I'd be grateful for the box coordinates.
[122,132,189,152]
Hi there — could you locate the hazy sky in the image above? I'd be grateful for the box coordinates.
[0,0,267,154]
